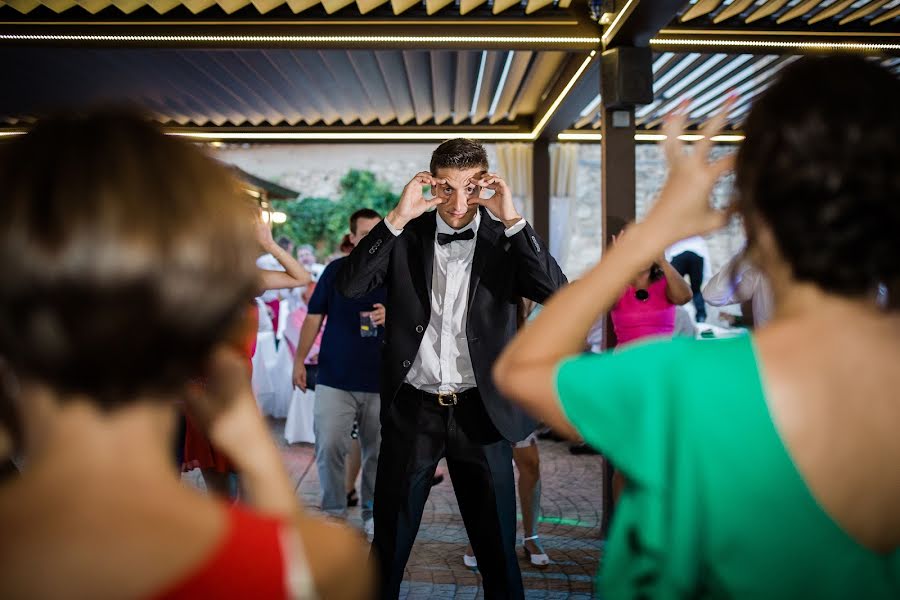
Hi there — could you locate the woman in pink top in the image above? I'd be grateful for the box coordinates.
[609,228,693,346]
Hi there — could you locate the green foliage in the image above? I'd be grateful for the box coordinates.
[272,169,399,257]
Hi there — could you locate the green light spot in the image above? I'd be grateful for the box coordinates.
[538,515,592,527]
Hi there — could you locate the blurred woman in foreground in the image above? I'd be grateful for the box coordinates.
[494,57,900,598]
[0,113,370,599]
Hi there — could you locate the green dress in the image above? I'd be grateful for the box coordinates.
[556,335,900,599]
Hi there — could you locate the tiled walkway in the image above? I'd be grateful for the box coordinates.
[186,420,605,599]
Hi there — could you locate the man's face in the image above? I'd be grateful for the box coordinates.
[432,166,485,230]
[349,216,382,247]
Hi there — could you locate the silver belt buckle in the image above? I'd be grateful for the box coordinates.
[437,392,458,407]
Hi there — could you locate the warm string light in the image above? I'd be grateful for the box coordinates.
[0,33,602,44]
[0,130,747,143]
[557,132,745,143]
[531,51,597,138]
[175,130,535,140]
[650,38,900,52]
[601,0,637,46]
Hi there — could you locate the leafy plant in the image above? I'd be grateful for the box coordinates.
[272,169,399,257]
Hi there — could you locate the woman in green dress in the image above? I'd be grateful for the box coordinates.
[493,56,900,599]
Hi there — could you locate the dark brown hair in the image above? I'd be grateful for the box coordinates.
[430,138,489,175]
[0,112,259,408]
[349,208,381,235]
[735,56,900,305]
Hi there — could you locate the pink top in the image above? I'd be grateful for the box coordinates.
[283,304,323,363]
[610,278,675,346]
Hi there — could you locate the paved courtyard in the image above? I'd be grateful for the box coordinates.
[185,419,606,599]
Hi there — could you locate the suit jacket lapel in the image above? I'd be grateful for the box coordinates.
[411,212,437,312]
[468,208,502,311]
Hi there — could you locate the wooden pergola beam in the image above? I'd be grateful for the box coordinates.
[534,59,600,141]
[602,0,685,49]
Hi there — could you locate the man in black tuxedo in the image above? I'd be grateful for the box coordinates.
[336,139,566,599]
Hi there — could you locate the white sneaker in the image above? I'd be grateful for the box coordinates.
[364,518,375,538]
[463,553,478,568]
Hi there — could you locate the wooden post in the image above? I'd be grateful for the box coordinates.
[598,46,650,538]
[532,137,550,242]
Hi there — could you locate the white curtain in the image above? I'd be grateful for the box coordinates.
[495,143,533,222]
[548,144,579,270]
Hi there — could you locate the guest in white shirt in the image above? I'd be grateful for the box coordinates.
[703,252,775,327]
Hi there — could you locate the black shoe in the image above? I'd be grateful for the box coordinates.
[431,473,445,487]
[569,443,599,456]
[346,488,359,507]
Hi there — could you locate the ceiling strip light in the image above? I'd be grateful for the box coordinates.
[530,51,597,139]
[601,0,638,47]
[0,129,746,142]
[170,130,535,140]
[0,33,602,44]
[650,37,900,52]
[557,132,745,142]
[657,28,900,39]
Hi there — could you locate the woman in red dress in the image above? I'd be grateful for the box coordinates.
[0,112,370,598]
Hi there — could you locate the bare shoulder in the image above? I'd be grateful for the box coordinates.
[752,316,900,551]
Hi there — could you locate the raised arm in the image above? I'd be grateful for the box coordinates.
[659,257,693,305]
[255,221,312,295]
[185,348,372,599]
[336,172,444,299]
[493,100,736,436]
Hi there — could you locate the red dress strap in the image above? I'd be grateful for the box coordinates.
[154,504,288,600]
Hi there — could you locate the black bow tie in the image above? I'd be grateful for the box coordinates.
[437,229,475,245]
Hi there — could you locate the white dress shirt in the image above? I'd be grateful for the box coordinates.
[702,254,774,327]
[385,210,526,393]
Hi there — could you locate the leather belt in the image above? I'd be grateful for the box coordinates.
[403,384,478,407]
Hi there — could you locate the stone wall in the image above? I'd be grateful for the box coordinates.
[569,144,745,280]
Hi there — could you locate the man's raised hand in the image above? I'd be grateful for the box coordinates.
[387,172,446,230]
[471,173,521,228]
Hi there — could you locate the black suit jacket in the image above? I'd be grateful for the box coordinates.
[336,208,567,442]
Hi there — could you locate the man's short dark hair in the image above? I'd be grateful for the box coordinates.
[350,208,382,234]
[430,138,489,175]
